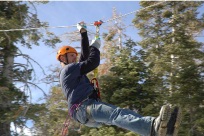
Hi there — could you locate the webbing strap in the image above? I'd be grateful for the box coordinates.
[93,67,98,78]
[91,78,101,99]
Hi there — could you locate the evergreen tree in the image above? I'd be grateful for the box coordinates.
[0,1,60,135]
[33,87,81,136]
[133,1,204,135]
[100,39,156,112]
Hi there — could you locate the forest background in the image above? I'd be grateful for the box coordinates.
[0,1,204,136]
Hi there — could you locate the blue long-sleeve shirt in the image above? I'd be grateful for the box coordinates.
[59,32,100,111]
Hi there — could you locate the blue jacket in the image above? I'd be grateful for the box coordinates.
[60,32,100,111]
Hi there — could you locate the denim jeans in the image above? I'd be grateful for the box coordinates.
[73,99,155,136]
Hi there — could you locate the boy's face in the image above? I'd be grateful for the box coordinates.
[60,52,77,66]
[67,53,77,63]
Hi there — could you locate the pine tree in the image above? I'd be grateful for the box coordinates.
[101,39,156,112]
[133,1,204,135]
[33,87,81,136]
[0,1,60,135]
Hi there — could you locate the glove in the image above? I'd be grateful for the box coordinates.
[77,22,87,32]
[90,38,101,50]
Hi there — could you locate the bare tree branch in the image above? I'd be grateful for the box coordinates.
[15,49,46,75]
[14,79,47,97]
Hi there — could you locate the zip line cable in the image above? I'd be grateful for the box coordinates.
[103,1,165,24]
[0,1,166,32]
[0,25,76,32]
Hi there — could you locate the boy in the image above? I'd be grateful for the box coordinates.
[56,22,181,136]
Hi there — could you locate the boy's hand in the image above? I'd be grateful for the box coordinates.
[77,22,87,33]
[90,38,101,50]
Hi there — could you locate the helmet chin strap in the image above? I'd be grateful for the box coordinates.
[63,54,69,65]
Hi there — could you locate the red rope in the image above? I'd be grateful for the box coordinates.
[61,104,80,136]
[61,115,70,136]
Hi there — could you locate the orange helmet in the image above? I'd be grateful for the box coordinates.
[56,46,78,61]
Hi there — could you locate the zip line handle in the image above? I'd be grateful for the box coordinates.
[93,20,103,78]
[94,20,103,39]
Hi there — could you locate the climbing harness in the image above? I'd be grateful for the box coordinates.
[61,103,80,136]
[91,20,103,99]
[93,20,103,77]
[92,20,103,88]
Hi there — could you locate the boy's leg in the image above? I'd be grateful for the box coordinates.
[166,106,182,136]
[88,100,154,136]
[86,100,177,136]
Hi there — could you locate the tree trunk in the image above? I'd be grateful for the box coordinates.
[0,122,11,136]
[0,45,14,135]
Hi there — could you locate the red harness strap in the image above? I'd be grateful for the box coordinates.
[90,78,101,99]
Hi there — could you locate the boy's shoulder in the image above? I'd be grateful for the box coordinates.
[62,62,81,75]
